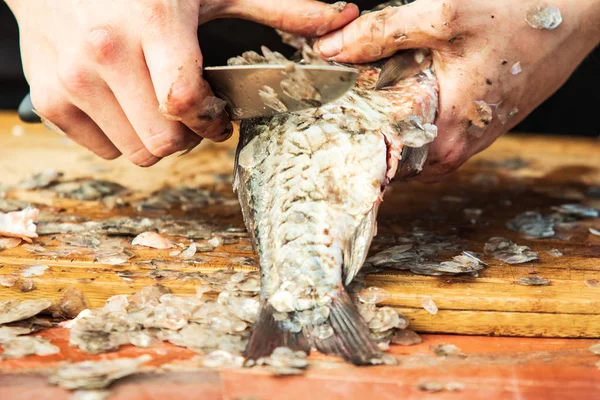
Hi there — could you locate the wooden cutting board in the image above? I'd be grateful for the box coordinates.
[0,111,599,338]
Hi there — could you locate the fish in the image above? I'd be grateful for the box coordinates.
[232,8,438,366]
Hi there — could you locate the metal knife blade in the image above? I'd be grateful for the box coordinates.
[203,64,358,119]
[17,64,358,123]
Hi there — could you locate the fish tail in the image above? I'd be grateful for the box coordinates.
[244,302,311,361]
[244,288,381,366]
[312,288,382,365]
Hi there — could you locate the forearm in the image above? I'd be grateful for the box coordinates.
[563,0,600,50]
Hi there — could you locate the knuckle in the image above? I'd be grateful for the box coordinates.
[146,131,190,158]
[141,3,170,36]
[57,62,94,94]
[160,80,202,118]
[427,0,461,39]
[187,116,231,140]
[30,91,73,122]
[86,24,123,65]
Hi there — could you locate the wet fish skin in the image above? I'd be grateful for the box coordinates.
[233,46,438,363]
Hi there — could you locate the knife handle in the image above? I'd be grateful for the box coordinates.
[18,93,42,123]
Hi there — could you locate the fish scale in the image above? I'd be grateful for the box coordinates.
[233,14,438,364]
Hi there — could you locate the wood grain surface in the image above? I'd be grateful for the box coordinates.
[0,111,599,340]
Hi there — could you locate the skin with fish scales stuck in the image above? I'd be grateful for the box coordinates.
[233,45,438,364]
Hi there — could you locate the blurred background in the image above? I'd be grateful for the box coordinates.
[1,1,598,137]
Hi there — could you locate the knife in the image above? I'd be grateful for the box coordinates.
[17,64,358,123]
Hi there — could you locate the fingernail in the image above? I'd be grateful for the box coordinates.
[219,125,234,141]
[315,30,343,58]
[331,2,348,12]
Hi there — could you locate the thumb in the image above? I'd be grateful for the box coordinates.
[220,0,359,37]
[314,3,452,63]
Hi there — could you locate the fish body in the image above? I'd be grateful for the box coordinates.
[233,46,438,364]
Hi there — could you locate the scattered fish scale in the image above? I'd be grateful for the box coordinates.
[48,355,152,390]
[368,307,409,332]
[366,240,485,276]
[19,278,36,292]
[18,169,63,190]
[507,204,598,239]
[132,231,175,249]
[547,249,563,257]
[418,381,444,393]
[0,299,52,324]
[357,287,391,304]
[254,347,308,376]
[517,276,551,286]
[0,198,30,213]
[133,186,236,212]
[484,237,538,264]
[52,179,127,201]
[203,349,245,368]
[0,237,22,250]
[391,329,422,346]
[584,279,600,288]
[62,272,411,372]
[0,206,39,242]
[421,297,438,315]
[0,274,18,287]
[506,211,555,239]
[1,336,60,359]
[37,221,100,235]
[258,85,288,113]
[431,343,466,358]
[21,264,49,277]
[71,390,111,400]
[0,325,37,340]
[49,287,90,319]
[526,5,562,30]
[552,204,599,218]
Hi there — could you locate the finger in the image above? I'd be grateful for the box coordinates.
[413,63,498,182]
[86,25,203,158]
[141,12,232,141]
[30,88,121,160]
[57,60,160,167]
[314,2,455,62]
[25,44,121,160]
[221,0,359,37]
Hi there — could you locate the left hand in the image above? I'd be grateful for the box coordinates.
[314,0,600,182]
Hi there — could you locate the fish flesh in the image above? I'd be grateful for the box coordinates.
[233,11,438,366]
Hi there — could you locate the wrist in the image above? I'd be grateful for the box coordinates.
[566,0,600,47]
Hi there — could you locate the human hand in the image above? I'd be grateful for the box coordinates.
[314,0,600,182]
[6,0,358,166]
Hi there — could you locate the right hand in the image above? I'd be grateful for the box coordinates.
[6,0,358,166]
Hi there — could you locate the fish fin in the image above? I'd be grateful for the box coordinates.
[343,205,379,286]
[233,166,258,250]
[233,120,269,249]
[313,289,382,365]
[399,145,429,174]
[375,51,423,90]
[244,302,311,361]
